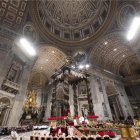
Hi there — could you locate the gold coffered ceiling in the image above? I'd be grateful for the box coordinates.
[29,46,66,86]
[90,33,138,75]
[0,0,29,31]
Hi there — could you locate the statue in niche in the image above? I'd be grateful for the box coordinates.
[120,6,135,27]
[40,106,45,122]
[23,25,37,43]
[97,78,103,92]
[102,103,108,117]
[8,69,17,82]
[7,60,22,83]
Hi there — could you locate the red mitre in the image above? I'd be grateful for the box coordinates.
[66,110,70,116]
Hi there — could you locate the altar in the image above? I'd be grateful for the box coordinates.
[20,90,39,125]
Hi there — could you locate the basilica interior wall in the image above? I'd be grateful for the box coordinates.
[125,84,140,117]
[0,39,35,126]
[87,69,134,121]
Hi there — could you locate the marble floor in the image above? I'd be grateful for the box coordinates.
[0,130,139,140]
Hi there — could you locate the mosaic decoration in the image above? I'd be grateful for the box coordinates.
[23,24,37,43]
[119,4,135,28]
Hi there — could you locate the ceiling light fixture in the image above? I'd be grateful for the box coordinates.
[52,51,55,53]
[127,17,140,40]
[46,59,48,61]
[79,65,84,69]
[104,41,108,45]
[19,38,36,56]
[113,48,117,51]
[71,65,75,69]
[86,64,90,68]
[123,55,125,57]
[78,64,90,69]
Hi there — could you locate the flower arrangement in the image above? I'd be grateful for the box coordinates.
[87,116,99,119]
[47,117,58,120]
[59,116,66,120]
[97,132,115,138]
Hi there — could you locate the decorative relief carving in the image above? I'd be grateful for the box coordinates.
[23,24,37,43]
[96,77,103,92]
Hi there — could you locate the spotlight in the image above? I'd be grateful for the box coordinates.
[86,64,90,68]
[79,65,84,69]
[127,17,140,40]
[113,48,117,51]
[71,65,75,69]
[19,38,36,56]
[104,41,108,45]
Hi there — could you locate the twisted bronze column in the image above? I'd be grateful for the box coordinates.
[51,82,57,117]
[86,79,94,115]
[63,72,70,115]
[72,84,78,116]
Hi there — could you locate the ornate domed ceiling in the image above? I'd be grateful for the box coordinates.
[31,0,117,47]
[29,46,66,87]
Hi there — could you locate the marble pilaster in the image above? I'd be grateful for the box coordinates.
[100,78,113,120]
[69,85,74,116]
[89,75,105,120]
[7,65,31,126]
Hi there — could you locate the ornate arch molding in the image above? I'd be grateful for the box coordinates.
[28,71,49,87]
[0,96,11,105]
[36,43,67,56]
[30,0,118,48]
[30,45,66,84]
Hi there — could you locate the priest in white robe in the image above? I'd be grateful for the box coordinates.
[68,126,73,137]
